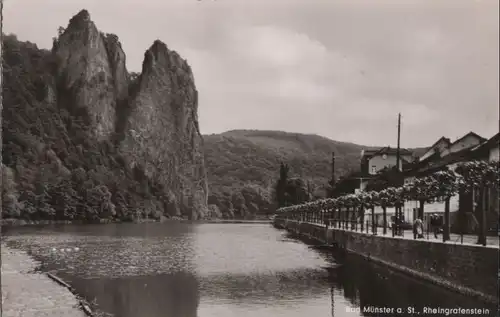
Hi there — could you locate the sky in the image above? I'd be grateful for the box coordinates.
[4,0,499,147]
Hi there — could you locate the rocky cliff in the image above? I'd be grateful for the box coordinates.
[53,10,129,140]
[119,41,208,219]
[2,9,208,220]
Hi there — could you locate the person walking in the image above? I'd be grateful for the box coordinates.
[431,214,440,239]
[413,217,424,239]
[413,218,418,239]
[389,216,394,236]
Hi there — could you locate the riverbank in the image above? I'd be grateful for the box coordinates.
[0,218,164,226]
[1,245,88,317]
[199,219,272,224]
[274,219,498,305]
[0,217,271,227]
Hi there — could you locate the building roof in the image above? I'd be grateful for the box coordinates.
[469,132,499,158]
[402,131,493,178]
[361,146,412,159]
[405,146,482,176]
[483,133,499,148]
[450,131,486,147]
[427,136,451,150]
[360,149,380,157]
[418,136,450,160]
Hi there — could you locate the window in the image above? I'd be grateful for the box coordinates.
[371,166,376,174]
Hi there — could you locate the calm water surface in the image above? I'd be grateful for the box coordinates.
[3,223,495,317]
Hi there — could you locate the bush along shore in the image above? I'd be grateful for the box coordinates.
[0,216,188,226]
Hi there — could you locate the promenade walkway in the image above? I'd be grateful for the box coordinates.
[291,221,499,248]
[1,245,86,317]
[366,226,500,247]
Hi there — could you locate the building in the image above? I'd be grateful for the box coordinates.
[441,132,486,157]
[404,132,487,179]
[361,147,414,175]
[329,147,414,200]
[357,147,414,193]
[355,147,413,224]
[402,131,497,232]
[417,137,451,162]
[356,131,497,230]
[406,132,485,174]
[471,133,499,232]
[479,133,499,162]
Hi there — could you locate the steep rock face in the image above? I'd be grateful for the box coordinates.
[120,41,208,219]
[53,9,128,140]
[50,9,208,219]
[102,33,129,104]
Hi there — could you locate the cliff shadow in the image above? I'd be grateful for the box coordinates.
[329,254,496,316]
[64,271,200,317]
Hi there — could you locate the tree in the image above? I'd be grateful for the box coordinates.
[277,160,499,242]
[455,161,498,245]
[329,173,359,198]
[207,204,222,218]
[365,166,404,192]
[284,177,310,206]
[1,165,21,218]
[2,33,194,223]
[129,72,140,82]
[231,191,248,218]
[326,153,336,198]
[274,162,289,208]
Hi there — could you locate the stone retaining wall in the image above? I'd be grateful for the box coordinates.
[273,219,498,304]
[337,230,498,303]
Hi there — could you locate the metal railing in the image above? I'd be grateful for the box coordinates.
[275,212,497,246]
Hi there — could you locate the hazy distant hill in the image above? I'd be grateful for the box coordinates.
[202,129,428,218]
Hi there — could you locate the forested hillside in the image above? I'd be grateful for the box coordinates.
[202,130,371,218]
[2,11,208,222]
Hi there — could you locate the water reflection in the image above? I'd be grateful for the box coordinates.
[67,272,200,317]
[198,271,336,317]
[2,223,496,317]
[192,223,329,276]
[5,223,197,278]
[331,254,496,316]
[199,269,328,304]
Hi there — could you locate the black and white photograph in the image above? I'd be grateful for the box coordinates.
[0,0,498,316]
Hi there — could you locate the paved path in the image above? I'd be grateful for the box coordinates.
[304,222,499,248]
[1,245,87,317]
[361,226,499,247]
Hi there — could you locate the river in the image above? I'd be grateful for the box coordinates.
[2,223,495,317]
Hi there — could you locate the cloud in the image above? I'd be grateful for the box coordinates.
[181,25,342,110]
[228,26,329,69]
[3,0,498,148]
[339,99,439,126]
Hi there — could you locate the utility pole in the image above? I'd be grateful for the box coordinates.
[396,113,401,172]
[395,113,402,235]
[329,152,336,198]
[0,0,4,312]
[331,152,336,185]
